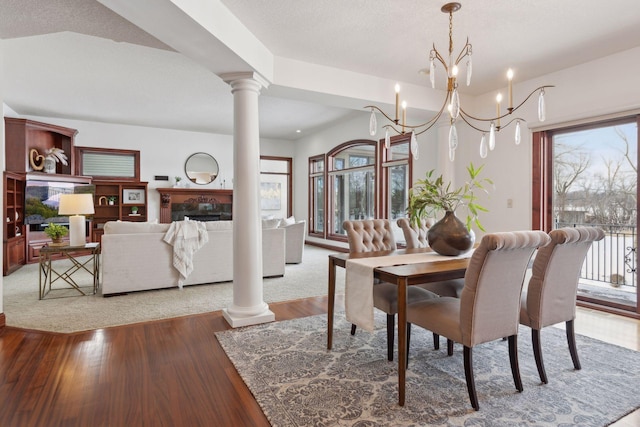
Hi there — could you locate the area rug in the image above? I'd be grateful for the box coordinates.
[216,312,640,426]
[2,245,344,333]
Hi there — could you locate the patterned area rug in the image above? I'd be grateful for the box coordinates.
[216,312,640,426]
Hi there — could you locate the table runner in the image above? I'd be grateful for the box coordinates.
[345,251,472,331]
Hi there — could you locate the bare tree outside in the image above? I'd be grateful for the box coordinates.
[552,120,638,300]
[554,124,637,226]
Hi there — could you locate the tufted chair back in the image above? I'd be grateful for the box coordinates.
[521,227,605,329]
[343,219,396,253]
[396,217,433,249]
[519,226,605,384]
[459,230,550,347]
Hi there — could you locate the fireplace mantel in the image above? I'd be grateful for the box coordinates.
[156,188,233,223]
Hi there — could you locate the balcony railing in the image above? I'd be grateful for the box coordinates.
[556,222,637,289]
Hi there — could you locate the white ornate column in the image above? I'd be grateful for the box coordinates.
[220,72,274,327]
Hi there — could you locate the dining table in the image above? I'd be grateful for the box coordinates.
[326,247,471,406]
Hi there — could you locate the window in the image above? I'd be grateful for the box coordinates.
[309,155,325,237]
[327,141,376,238]
[309,136,412,243]
[75,147,140,181]
[260,156,292,219]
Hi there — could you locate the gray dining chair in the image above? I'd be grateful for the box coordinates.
[397,217,465,298]
[520,226,605,384]
[343,219,438,361]
[397,217,465,352]
[406,230,550,410]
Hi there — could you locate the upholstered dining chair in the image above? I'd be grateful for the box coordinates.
[406,230,551,410]
[397,217,465,298]
[520,226,605,384]
[343,219,438,361]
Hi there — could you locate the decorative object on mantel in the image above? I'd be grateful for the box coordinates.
[408,163,492,255]
[42,147,69,174]
[43,222,69,246]
[366,2,553,161]
[29,148,45,171]
[174,176,183,188]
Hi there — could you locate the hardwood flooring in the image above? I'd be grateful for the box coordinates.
[0,297,638,427]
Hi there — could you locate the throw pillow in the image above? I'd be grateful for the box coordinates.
[262,218,281,229]
[281,216,296,226]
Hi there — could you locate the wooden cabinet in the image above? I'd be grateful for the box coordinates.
[4,118,77,174]
[3,172,26,275]
[92,181,148,242]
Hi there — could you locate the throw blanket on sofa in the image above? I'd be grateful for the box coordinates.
[163,220,209,288]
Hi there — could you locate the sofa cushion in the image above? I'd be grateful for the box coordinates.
[262,218,281,229]
[205,220,233,231]
[104,221,171,234]
[280,216,296,226]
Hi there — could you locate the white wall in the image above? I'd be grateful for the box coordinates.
[293,46,640,245]
[462,46,640,235]
[11,116,294,222]
[5,47,640,247]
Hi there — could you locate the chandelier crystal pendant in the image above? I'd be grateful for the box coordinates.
[365,2,553,161]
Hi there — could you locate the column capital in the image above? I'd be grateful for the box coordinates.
[220,71,270,90]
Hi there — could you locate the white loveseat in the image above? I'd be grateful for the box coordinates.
[101,220,285,296]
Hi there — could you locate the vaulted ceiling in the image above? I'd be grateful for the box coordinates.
[2,0,640,140]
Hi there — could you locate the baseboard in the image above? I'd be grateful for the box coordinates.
[577,300,640,320]
[305,240,349,253]
[0,312,5,329]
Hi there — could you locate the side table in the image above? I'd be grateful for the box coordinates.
[39,242,100,300]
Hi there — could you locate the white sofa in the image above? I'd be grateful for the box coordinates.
[101,220,285,296]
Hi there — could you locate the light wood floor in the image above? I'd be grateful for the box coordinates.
[0,296,638,427]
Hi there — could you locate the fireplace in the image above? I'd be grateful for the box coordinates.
[156,188,233,223]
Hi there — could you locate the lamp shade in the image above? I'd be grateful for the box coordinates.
[58,193,95,215]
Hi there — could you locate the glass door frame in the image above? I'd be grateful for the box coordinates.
[532,115,640,318]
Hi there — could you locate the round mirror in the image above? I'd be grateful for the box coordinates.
[185,152,219,185]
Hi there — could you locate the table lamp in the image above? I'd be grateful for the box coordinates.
[58,193,95,246]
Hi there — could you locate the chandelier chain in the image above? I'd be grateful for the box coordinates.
[448,11,454,56]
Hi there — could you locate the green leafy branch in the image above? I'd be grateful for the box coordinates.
[408,162,493,231]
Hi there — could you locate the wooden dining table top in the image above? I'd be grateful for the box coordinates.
[327,246,472,406]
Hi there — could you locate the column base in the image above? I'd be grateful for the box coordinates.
[222,307,275,328]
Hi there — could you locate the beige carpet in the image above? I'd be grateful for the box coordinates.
[2,245,345,333]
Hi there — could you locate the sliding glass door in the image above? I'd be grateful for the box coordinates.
[533,116,639,315]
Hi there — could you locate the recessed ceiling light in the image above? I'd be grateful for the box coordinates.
[296,129,301,133]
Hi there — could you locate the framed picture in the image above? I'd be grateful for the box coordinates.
[260,182,281,210]
[123,189,145,204]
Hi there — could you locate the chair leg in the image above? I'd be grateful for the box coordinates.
[406,322,412,367]
[386,314,394,362]
[433,333,440,350]
[566,319,581,370]
[463,346,479,411]
[532,329,548,384]
[508,335,524,392]
[447,339,454,356]
[350,324,357,335]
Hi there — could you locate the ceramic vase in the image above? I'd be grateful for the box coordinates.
[43,157,56,174]
[427,210,475,256]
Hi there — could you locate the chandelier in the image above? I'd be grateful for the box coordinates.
[366,2,553,161]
